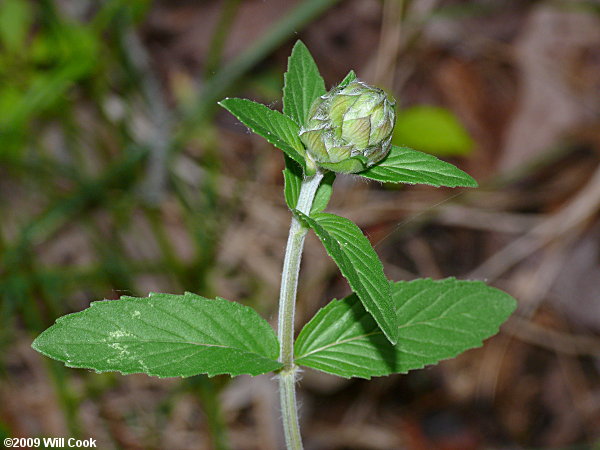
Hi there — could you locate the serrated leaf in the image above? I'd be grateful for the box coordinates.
[283,155,303,210]
[310,172,336,214]
[358,145,478,187]
[219,98,307,170]
[32,293,282,378]
[295,278,516,379]
[337,70,357,88]
[296,211,397,344]
[283,40,326,126]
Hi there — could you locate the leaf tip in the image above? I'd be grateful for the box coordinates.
[387,335,398,346]
[460,173,478,188]
[217,98,234,109]
[31,336,42,352]
[31,329,52,358]
[291,39,307,51]
[380,321,398,345]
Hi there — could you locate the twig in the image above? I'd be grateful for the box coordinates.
[504,317,600,357]
[469,164,600,280]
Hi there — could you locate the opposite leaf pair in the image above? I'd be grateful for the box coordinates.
[32,278,515,379]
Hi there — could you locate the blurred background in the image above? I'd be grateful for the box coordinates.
[1,0,599,449]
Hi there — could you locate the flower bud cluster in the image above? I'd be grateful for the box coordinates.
[299,80,396,173]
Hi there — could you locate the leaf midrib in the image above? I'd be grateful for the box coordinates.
[44,338,276,359]
[295,311,483,360]
[296,331,381,360]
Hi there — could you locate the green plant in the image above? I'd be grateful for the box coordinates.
[392,105,474,156]
[32,41,516,449]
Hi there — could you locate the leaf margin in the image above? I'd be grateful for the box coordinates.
[358,145,478,187]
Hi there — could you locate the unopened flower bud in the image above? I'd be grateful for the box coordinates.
[299,80,396,174]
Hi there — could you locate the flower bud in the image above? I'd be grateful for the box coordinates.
[299,80,396,174]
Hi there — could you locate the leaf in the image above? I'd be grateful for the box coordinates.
[219,98,307,170]
[283,155,303,210]
[283,162,334,212]
[295,278,516,379]
[283,40,326,126]
[310,172,336,214]
[337,70,357,88]
[32,293,282,378]
[296,212,397,344]
[393,106,474,156]
[358,145,478,187]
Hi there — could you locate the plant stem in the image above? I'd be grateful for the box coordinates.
[279,368,303,450]
[277,170,324,450]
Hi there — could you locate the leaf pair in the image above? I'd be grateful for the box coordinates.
[32,279,515,379]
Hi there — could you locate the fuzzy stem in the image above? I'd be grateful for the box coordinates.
[279,367,302,450]
[277,170,323,450]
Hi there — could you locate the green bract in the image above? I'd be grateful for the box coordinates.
[299,80,396,174]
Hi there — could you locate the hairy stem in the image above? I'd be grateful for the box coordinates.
[279,367,302,450]
[278,170,323,450]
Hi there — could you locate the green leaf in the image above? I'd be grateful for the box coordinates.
[283,40,326,126]
[283,155,303,210]
[358,145,477,187]
[32,293,282,378]
[337,70,357,88]
[393,106,474,156]
[295,212,397,344]
[310,172,336,214]
[283,163,334,212]
[219,98,307,170]
[295,278,516,379]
